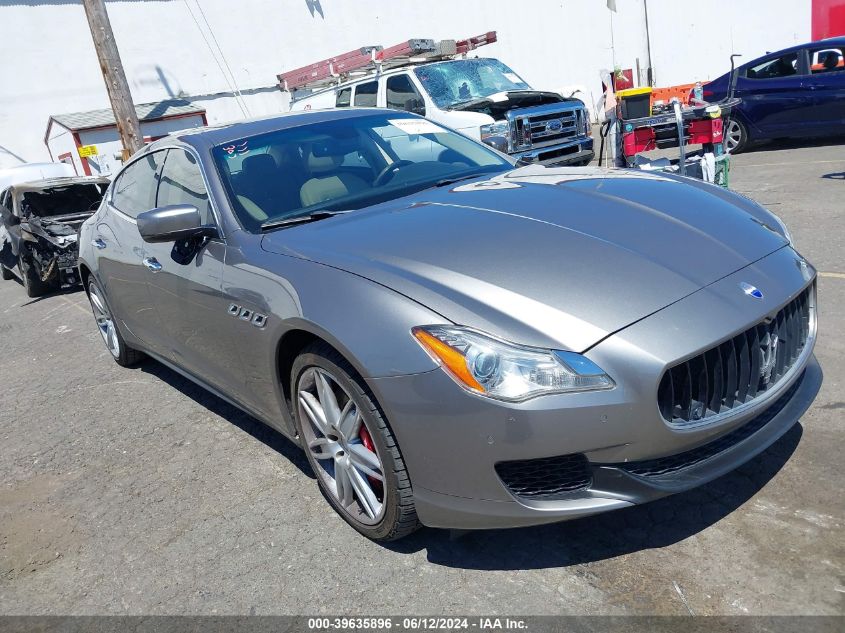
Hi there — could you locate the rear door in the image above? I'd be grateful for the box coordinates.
[804,45,845,133]
[737,50,813,137]
[97,151,167,349]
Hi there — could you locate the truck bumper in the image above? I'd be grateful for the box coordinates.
[513,136,594,167]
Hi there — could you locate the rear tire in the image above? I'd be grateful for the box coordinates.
[291,342,420,541]
[19,253,50,298]
[86,278,145,367]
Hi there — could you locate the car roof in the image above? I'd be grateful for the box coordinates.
[11,176,110,192]
[290,57,496,104]
[151,107,416,152]
[753,36,845,59]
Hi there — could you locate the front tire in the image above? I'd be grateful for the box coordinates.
[19,253,50,298]
[725,118,748,154]
[86,278,145,367]
[291,342,420,541]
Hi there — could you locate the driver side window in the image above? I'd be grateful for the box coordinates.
[747,52,799,79]
[157,149,213,225]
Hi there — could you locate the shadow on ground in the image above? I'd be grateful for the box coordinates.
[743,134,845,155]
[389,424,802,570]
[137,360,313,478]
[133,354,803,571]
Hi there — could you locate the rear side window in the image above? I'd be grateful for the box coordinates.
[336,87,351,107]
[747,52,799,79]
[810,47,844,74]
[386,74,425,115]
[353,81,378,107]
[111,151,165,218]
[157,149,213,224]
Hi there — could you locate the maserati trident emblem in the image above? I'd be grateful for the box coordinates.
[739,282,763,299]
[759,331,779,386]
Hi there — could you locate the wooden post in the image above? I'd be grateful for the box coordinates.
[81,0,143,159]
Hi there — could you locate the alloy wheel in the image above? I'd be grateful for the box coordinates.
[88,282,120,358]
[725,119,743,153]
[297,367,386,525]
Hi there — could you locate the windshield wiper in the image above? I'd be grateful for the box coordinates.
[432,173,488,188]
[260,209,349,231]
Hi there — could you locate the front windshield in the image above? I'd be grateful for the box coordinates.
[414,59,531,109]
[20,183,105,218]
[212,113,512,233]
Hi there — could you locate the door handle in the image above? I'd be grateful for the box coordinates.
[142,257,162,273]
[92,238,107,249]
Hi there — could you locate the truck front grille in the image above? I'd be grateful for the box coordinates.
[657,285,813,428]
[509,103,585,151]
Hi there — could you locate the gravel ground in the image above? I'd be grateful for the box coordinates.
[0,140,843,616]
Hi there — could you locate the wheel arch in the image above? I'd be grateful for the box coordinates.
[275,321,377,426]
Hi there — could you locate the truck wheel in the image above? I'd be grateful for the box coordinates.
[19,253,50,298]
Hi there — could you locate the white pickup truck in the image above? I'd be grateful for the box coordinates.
[290,57,594,167]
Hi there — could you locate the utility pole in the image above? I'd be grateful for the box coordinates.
[81,0,143,160]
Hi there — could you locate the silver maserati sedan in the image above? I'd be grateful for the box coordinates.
[78,109,820,541]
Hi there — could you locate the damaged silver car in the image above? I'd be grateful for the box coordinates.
[0,176,109,297]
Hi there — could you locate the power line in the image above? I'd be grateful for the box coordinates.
[181,0,249,118]
[192,0,251,117]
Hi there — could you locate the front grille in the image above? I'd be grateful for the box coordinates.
[658,286,812,428]
[510,105,584,150]
[620,372,802,478]
[496,453,592,500]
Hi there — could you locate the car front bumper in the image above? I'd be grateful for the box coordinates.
[511,136,594,166]
[369,246,820,530]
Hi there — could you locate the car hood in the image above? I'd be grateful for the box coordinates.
[261,166,788,351]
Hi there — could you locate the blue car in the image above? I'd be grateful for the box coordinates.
[702,37,845,152]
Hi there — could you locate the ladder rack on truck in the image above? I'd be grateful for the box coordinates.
[277,31,497,96]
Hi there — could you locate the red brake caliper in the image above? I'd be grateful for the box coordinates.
[358,426,383,501]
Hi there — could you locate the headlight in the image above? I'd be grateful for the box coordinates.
[412,325,614,402]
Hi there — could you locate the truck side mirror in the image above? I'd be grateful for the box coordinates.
[404,98,426,116]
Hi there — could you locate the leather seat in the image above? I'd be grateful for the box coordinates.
[300,152,369,208]
[238,153,301,222]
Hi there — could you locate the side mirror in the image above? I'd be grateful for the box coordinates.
[404,97,426,116]
[136,205,217,243]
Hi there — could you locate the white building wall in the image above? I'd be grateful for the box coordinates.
[645,0,813,86]
[0,0,811,169]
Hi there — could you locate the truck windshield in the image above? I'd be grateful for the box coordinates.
[414,59,531,109]
[212,112,513,233]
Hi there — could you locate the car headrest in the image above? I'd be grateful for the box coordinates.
[241,154,277,178]
[307,151,342,174]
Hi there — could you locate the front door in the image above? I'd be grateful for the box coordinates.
[141,147,236,392]
[737,50,814,137]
